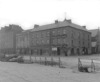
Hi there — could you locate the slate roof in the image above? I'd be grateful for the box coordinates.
[31,20,90,32]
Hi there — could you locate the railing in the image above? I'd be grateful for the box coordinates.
[78,58,96,72]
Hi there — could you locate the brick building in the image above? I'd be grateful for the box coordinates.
[89,29,100,54]
[30,19,91,56]
[0,24,23,54]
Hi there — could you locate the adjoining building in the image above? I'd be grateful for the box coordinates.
[0,24,23,54]
[30,19,91,56]
[16,30,31,55]
[89,29,100,54]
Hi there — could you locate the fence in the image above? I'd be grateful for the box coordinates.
[78,58,100,72]
[22,55,63,68]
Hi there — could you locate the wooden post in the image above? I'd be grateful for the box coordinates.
[91,59,95,72]
[51,56,53,66]
[40,56,41,64]
[35,55,37,63]
[45,56,47,65]
[78,58,82,70]
[59,56,61,67]
[29,50,32,63]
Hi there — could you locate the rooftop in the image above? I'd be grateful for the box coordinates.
[89,29,99,37]
[31,19,90,33]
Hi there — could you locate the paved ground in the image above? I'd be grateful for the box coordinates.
[0,55,100,82]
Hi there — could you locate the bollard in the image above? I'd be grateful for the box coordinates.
[45,57,47,65]
[51,56,53,66]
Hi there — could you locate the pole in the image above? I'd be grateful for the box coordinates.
[40,56,41,64]
[45,56,47,65]
[35,55,37,63]
[29,50,32,63]
[51,56,53,66]
[59,56,61,67]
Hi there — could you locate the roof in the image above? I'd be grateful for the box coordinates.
[31,20,90,32]
[22,29,32,33]
[89,29,99,37]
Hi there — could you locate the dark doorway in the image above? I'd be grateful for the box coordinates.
[71,48,74,55]
[77,48,80,55]
[57,47,60,56]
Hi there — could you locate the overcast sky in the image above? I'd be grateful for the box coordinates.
[0,0,100,30]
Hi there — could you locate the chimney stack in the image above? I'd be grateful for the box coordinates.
[67,19,72,23]
[55,20,59,24]
[34,24,39,28]
[82,26,86,29]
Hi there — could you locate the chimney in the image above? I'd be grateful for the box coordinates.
[55,20,59,24]
[34,24,39,28]
[82,26,86,29]
[67,19,72,23]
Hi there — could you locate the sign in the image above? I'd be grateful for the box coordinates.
[52,47,57,51]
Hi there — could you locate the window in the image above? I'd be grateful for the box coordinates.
[46,39,49,44]
[52,38,57,45]
[83,42,84,45]
[78,33,80,39]
[92,37,97,42]
[42,39,44,44]
[88,35,90,41]
[63,29,67,34]
[58,38,62,44]
[58,29,63,35]
[41,32,46,37]
[71,33,73,38]
[72,40,73,46]
[52,29,57,36]
[36,40,39,44]
[46,31,50,37]
[63,38,66,44]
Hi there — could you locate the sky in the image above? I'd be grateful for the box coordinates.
[0,0,100,30]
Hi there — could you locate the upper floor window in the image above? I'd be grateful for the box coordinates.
[57,29,61,35]
[88,35,90,41]
[52,29,57,36]
[46,31,50,37]
[41,32,46,37]
[52,38,57,45]
[63,29,67,34]
[91,37,97,42]
[58,38,62,44]
[46,39,49,44]
[63,38,67,44]
[41,39,45,44]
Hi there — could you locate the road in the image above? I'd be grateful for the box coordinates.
[0,55,100,82]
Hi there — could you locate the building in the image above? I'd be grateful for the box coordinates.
[0,24,23,54]
[89,29,100,54]
[16,30,31,55]
[30,19,91,56]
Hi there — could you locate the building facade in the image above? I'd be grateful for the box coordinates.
[89,29,100,54]
[30,19,91,56]
[16,30,31,55]
[0,24,23,54]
